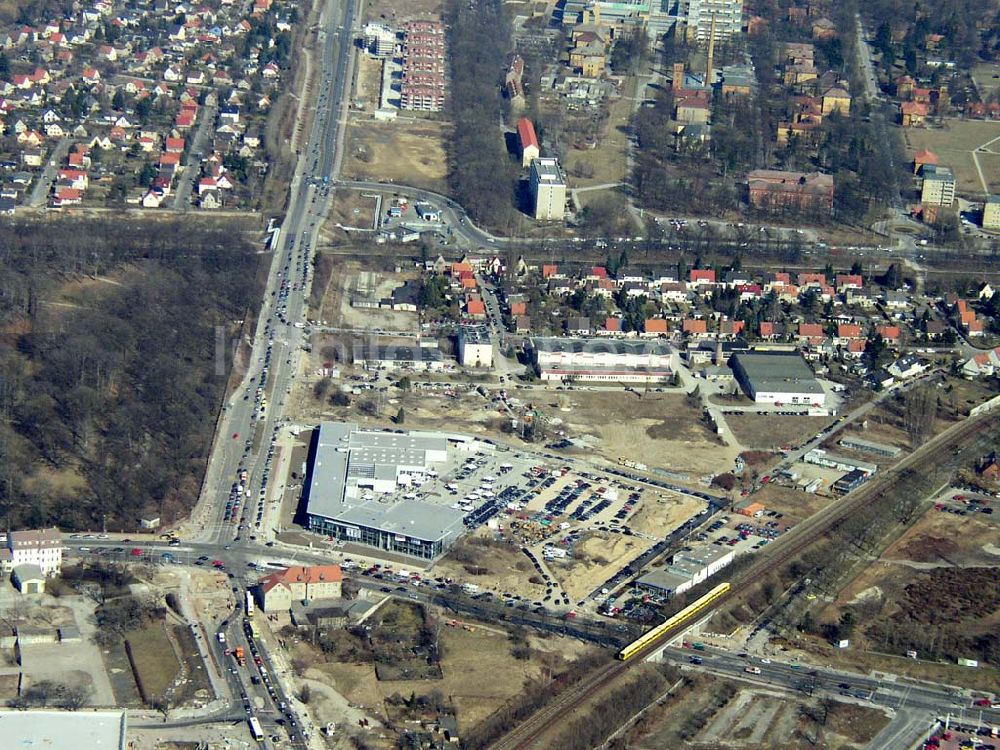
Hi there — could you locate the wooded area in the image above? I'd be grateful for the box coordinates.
[634,0,907,223]
[0,217,260,530]
[863,0,994,70]
[445,0,520,231]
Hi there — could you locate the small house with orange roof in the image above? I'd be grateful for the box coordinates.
[643,318,669,337]
[682,318,708,336]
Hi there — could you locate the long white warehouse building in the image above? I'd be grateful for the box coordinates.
[528,337,677,383]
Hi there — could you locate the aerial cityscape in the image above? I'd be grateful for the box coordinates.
[0,0,998,746]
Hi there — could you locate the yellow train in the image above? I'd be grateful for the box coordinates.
[617,582,731,661]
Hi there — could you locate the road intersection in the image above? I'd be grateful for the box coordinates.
[52,3,1000,745]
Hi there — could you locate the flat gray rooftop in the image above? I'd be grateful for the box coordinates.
[307,421,353,519]
[331,499,465,543]
[353,344,443,363]
[531,337,673,356]
[636,568,689,593]
[731,352,824,394]
[531,158,566,183]
[460,325,491,344]
[0,709,127,749]
[306,422,458,541]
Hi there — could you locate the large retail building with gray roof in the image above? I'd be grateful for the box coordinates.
[730,351,825,405]
[304,422,466,559]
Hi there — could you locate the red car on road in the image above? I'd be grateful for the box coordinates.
[130,548,143,556]
[212,560,225,568]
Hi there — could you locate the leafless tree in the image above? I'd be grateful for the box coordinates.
[58,684,92,710]
[903,384,937,447]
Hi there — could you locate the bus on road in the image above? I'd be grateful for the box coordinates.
[248,716,264,741]
[245,590,255,617]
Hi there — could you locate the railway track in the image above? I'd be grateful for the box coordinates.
[487,411,996,750]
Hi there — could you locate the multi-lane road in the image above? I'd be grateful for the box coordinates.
[159,0,360,743]
[56,2,999,745]
[193,0,356,550]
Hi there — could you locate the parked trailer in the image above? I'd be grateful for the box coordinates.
[617,583,731,661]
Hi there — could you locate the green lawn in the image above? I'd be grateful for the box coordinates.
[126,622,181,701]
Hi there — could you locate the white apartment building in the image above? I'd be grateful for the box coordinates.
[921,165,956,207]
[458,325,494,368]
[362,23,397,57]
[678,0,744,43]
[529,158,567,221]
[0,527,63,576]
[982,195,1000,230]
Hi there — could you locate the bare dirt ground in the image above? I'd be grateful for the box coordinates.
[551,391,739,476]
[309,258,419,333]
[299,617,591,733]
[322,190,379,235]
[354,54,382,111]
[432,533,548,601]
[627,492,705,537]
[881,507,1000,567]
[550,531,646,602]
[693,688,887,750]
[791,504,1000,692]
[745,484,832,522]
[362,0,443,24]
[342,119,449,194]
[629,677,887,750]
[560,88,631,188]
[726,414,831,451]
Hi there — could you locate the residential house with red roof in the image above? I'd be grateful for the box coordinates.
[836,323,863,346]
[643,318,669,337]
[835,274,863,290]
[517,117,540,167]
[797,322,825,344]
[682,318,708,336]
[688,269,716,291]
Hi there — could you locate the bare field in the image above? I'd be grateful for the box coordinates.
[559,79,631,189]
[627,491,705,537]
[554,391,739,476]
[362,0,442,24]
[801,507,1000,691]
[342,119,449,194]
[972,62,1000,102]
[751,484,833,522]
[322,190,379,235]
[726,414,831,451]
[301,617,590,733]
[694,688,887,750]
[881,507,1000,567]
[309,258,420,332]
[903,119,1000,195]
[354,54,382,111]
[433,533,548,601]
[126,623,182,701]
[552,531,647,602]
[629,677,887,750]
